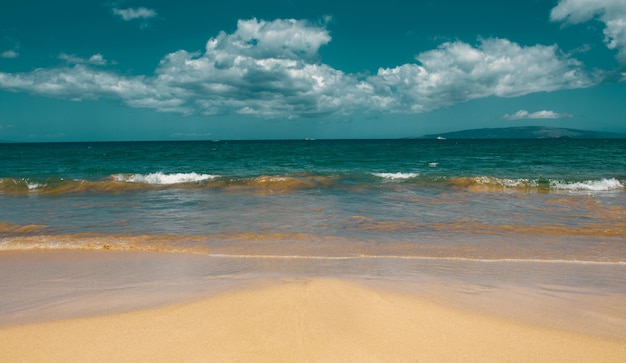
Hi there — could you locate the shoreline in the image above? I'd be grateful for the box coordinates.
[2,230,625,263]
[1,250,625,361]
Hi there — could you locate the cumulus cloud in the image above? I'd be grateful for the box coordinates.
[112,7,157,21]
[151,18,369,118]
[0,18,597,119]
[551,0,626,64]
[1,50,18,58]
[368,38,593,112]
[502,110,573,120]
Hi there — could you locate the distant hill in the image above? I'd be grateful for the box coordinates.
[419,126,626,139]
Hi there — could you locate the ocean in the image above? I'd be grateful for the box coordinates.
[1,139,625,262]
[2,138,626,339]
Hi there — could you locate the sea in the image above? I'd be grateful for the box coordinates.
[2,138,626,336]
[1,138,625,262]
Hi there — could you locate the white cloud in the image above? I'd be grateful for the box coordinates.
[1,50,18,58]
[151,18,366,118]
[58,53,109,65]
[0,18,598,120]
[551,0,626,63]
[368,38,593,113]
[0,65,155,103]
[215,18,332,62]
[88,54,107,65]
[112,7,157,21]
[502,110,573,120]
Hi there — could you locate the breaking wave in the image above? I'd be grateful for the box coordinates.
[372,172,420,180]
[450,177,624,193]
[1,172,624,195]
[550,178,624,191]
[0,173,337,195]
[113,172,218,185]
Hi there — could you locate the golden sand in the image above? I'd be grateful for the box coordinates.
[1,278,624,362]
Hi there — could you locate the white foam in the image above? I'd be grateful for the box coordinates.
[373,172,419,180]
[472,176,528,187]
[17,178,46,190]
[113,172,218,185]
[551,178,624,191]
[26,182,44,190]
[469,176,624,192]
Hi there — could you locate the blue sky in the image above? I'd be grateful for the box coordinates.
[1,0,625,141]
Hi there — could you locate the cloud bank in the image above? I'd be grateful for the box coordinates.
[0,18,597,119]
[551,0,626,64]
[502,110,573,120]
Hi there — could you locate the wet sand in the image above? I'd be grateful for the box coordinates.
[1,251,625,362]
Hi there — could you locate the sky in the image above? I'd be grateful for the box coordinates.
[0,0,625,141]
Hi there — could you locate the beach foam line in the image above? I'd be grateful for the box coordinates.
[204,253,626,265]
[1,237,625,265]
[1,278,624,362]
[3,228,626,264]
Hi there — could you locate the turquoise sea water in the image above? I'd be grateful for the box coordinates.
[1,139,625,262]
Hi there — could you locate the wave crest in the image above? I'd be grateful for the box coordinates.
[551,178,624,191]
[1,174,624,195]
[450,177,624,192]
[113,172,218,185]
[372,172,420,180]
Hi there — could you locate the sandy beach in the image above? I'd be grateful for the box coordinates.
[1,251,625,362]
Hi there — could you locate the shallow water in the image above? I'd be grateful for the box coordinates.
[1,250,624,340]
[2,139,626,343]
[1,139,625,262]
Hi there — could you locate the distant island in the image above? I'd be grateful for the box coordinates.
[419,126,626,139]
